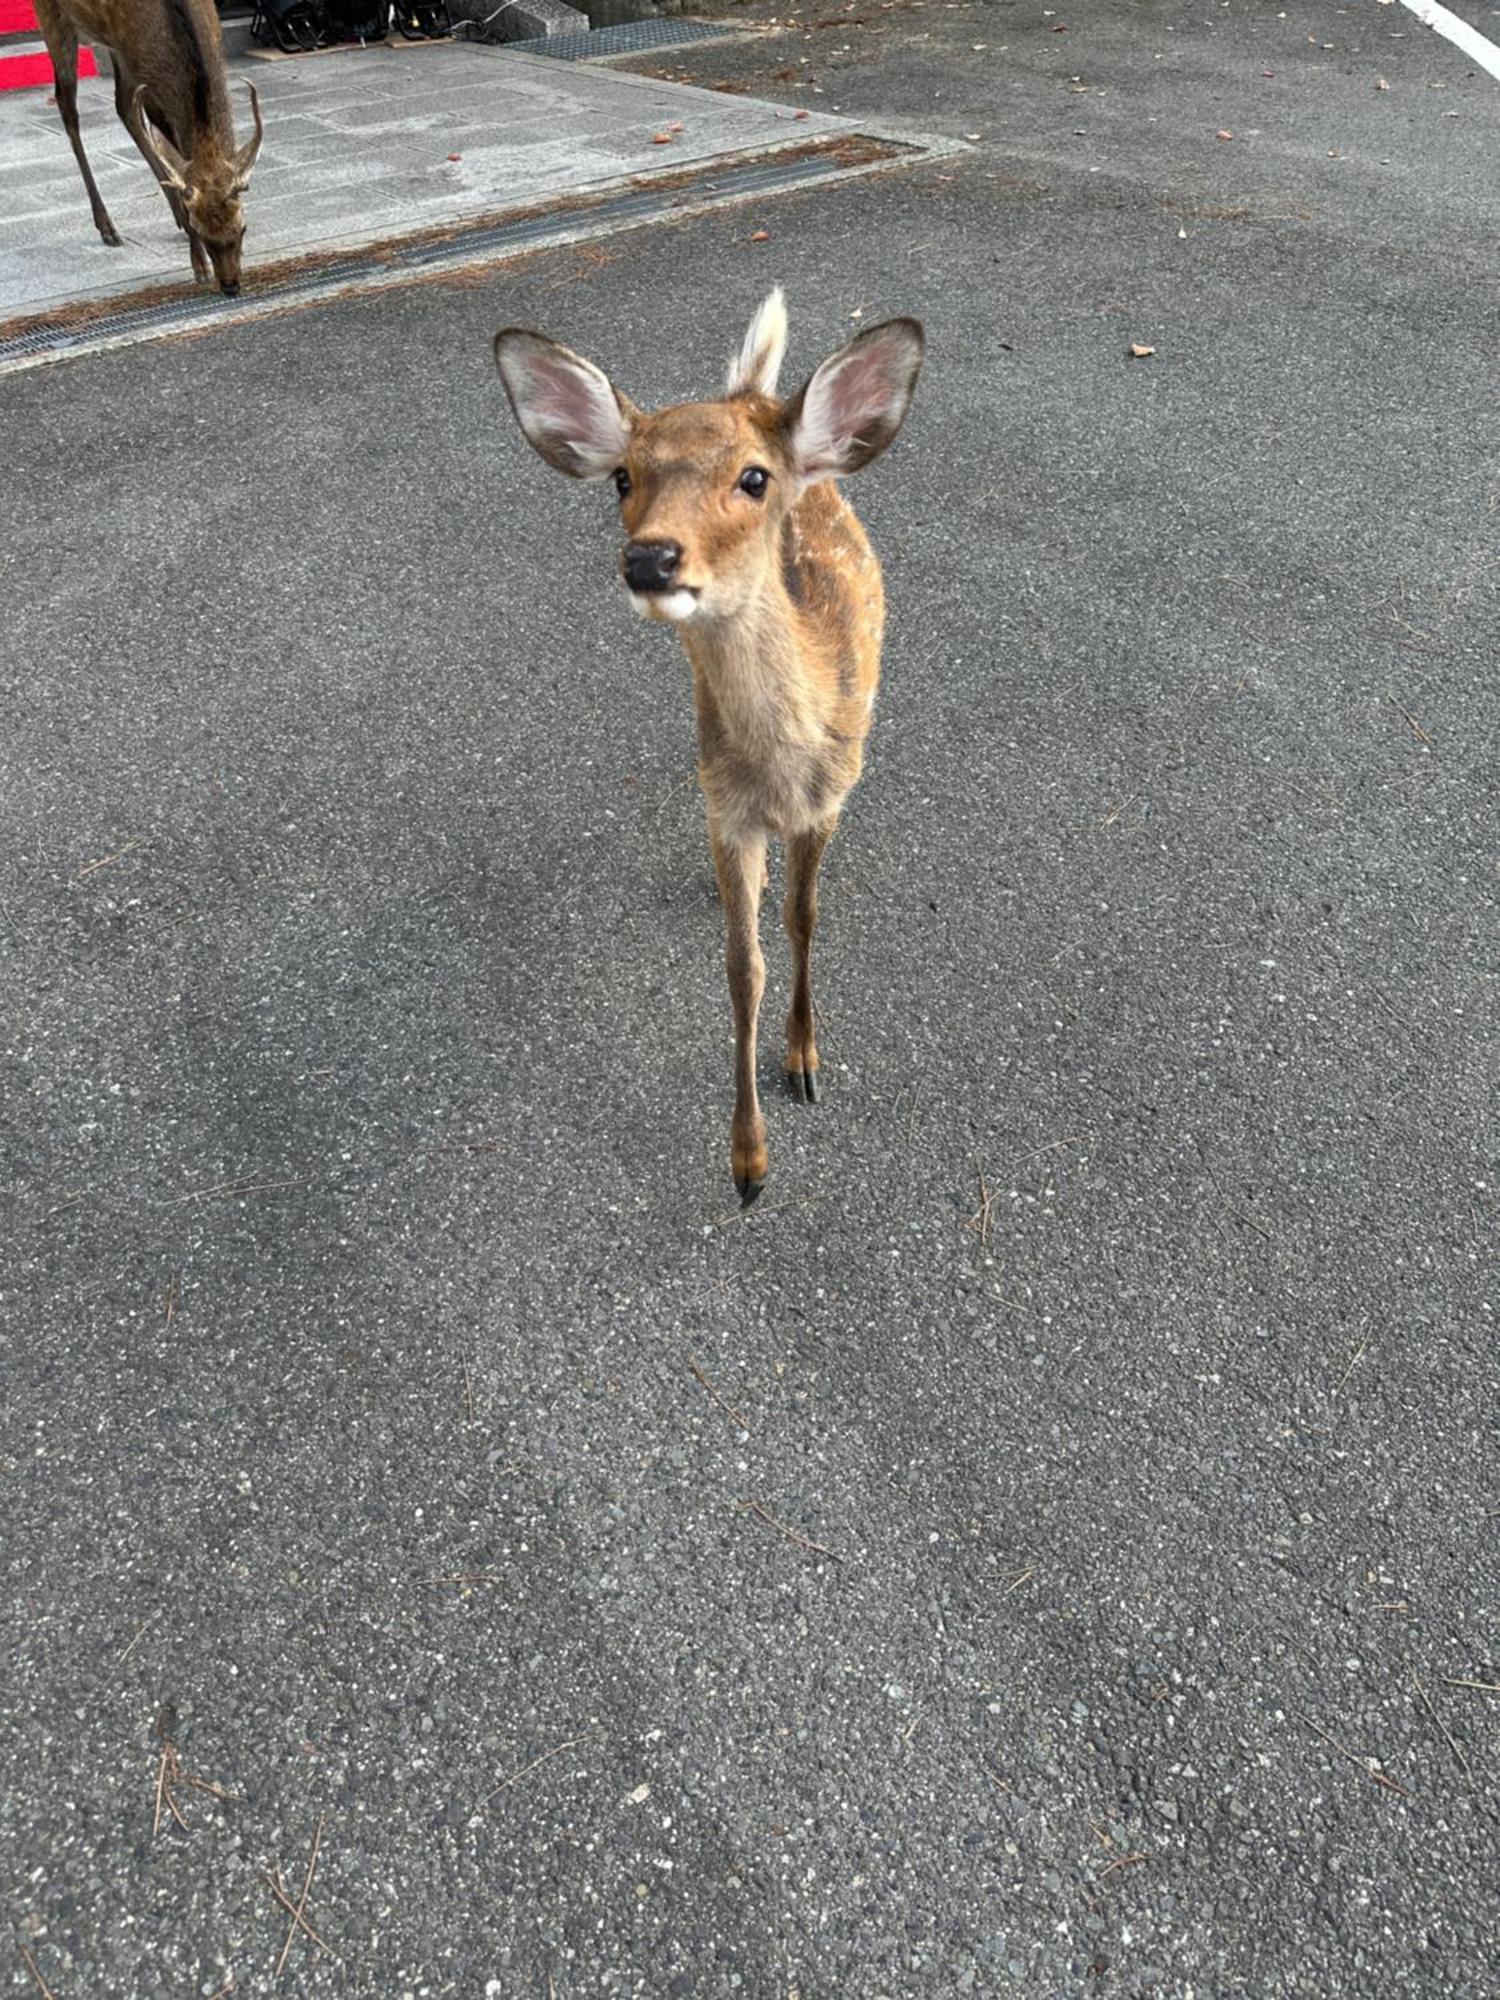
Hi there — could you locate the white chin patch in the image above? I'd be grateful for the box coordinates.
[630,588,699,624]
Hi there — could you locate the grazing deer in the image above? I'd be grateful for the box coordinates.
[34,0,264,293]
[494,291,923,1204]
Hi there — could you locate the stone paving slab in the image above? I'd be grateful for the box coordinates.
[0,38,838,317]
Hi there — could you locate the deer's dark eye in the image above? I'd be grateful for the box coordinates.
[738,466,769,499]
[614,467,631,498]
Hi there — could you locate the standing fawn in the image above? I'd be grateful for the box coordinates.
[34,0,264,293]
[494,291,923,1204]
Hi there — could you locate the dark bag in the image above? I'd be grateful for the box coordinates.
[251,0,325,52]
[321,0,389,42]
[392,0,450,38]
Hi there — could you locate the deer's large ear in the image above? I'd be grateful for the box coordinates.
[492,330,635,479]
[783,317,924,485]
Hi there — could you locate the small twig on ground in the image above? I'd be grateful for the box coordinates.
[688,1352,751,1431]
[965,1159,995,1246]
[1003,1566,1036,1594]
[18,1941,59,2000]
[1098,1851,1149,1878]
[1388,693,1433,743]
[1443,1677,1500,1695]
[73,836,143,882]
[1332,1334,1369,1397]
[742,1498,841,1562]
[1410,1670,1471,1782]
[163,1274,180,1328]
[152,1706,236,1837]
[469,1732,593,1817]
[1008,1133,1092,1171]
[153,1743,181,1836]
[264,1865,339,1966]
[1293,1710,1410,1799]
[272,1816,336,1977]
[462,1362,477,1423]
[424,1572,503,1585]
[117,1612,158,1666]
[164,1176,308,1207]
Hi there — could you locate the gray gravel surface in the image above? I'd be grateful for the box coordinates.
[2,1,1497,1994]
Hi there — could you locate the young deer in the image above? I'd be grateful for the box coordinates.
[494,291,923,1204]
[34,0,264,293]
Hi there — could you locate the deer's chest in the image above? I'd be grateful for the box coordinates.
[695,691,865,844]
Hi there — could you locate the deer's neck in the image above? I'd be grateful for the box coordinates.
[683,576,820,755]
[152,0,232,150]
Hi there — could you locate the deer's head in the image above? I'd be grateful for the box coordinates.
[493,291,923,624]
[136,83,265,295]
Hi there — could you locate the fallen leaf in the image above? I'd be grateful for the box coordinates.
[447,153,462,162]
[651,132,674,144]
[1176,227,1187,239]
[1262,68,1275,77]
[964,132,982,140]
[1128,343,1156,358]
[1216,129,1233,140]
[793,107,811,119]
[750,230,770,242]
[667,120,685,132]
[1375,76,1389,89]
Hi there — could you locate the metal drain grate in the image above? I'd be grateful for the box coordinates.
[0,134,914,370]
[505,18,736,60]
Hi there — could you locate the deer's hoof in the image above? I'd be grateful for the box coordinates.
[100,227,123,248]
[736,1174,766,1208]
[788,1065,819,1105]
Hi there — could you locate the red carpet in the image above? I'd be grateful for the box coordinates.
[0,0,99,88]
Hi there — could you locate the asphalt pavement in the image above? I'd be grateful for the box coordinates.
[1,1,1497,1994]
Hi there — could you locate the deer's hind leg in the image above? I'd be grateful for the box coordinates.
[784,816,837,1104]
[710,825,770,1206]
[34,3,122,247]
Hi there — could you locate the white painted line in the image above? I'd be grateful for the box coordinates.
[1395,0,1500,84]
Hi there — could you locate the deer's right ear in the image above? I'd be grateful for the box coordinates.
[493,330,634,480]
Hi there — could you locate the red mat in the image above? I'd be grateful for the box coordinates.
[0,0,99,88]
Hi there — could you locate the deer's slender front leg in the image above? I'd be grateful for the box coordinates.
[51,61,124,247]
[711,825,769,1205]
[784,816,836,1103]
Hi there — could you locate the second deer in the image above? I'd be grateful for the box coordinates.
[494,290,923,1204]
[35,0,264,293]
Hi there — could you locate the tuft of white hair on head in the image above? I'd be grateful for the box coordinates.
[725,286,789,397]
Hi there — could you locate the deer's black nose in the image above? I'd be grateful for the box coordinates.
[623,540,682,594]
[220,279,240,298]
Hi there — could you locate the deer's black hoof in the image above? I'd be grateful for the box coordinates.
[100,227,123,248]
[788,1068,819,1105]
[736,1175,765,1208]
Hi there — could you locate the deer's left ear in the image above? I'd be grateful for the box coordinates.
[783,317,924,484]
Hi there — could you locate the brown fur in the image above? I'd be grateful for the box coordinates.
[493,305,923,1202]
[33,0,263,292]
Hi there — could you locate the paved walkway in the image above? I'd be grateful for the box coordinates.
[0,37,839,316]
